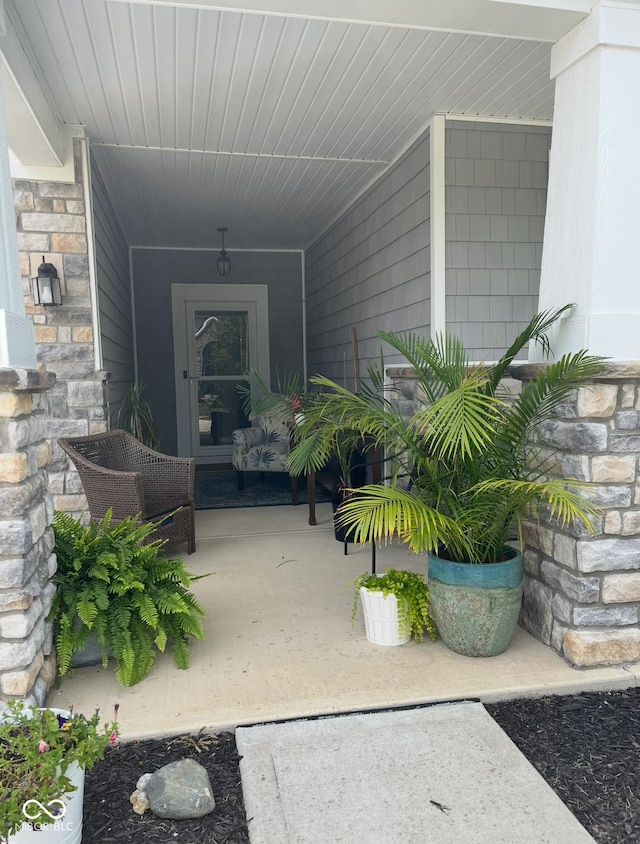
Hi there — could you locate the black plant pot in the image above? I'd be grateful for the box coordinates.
[333,492,377,572]
[70,630,110,668]
[332,494,357,544]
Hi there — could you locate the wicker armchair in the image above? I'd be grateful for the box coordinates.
[58,430,196,554]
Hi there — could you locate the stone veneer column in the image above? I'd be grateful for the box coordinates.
[0,368,57,703]
[1,8,58,702]
[13,138,109,517]
[511,363,640,667]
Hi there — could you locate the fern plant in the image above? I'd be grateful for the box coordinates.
[51,510,206,686]
[352,569,436,642]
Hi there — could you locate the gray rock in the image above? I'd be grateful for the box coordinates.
[573,605,638,626]
[610,433,640,453]
[581,484,632,509]
[522,577,553,645]
[616,411,639,430]
[63,253,90,277]
[540,560,600,602]
[577,538,640,573]
[136,773,152,791]
[538,419,608,452]
[147,758,215,819]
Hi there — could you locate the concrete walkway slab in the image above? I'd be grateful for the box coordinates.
[237,702,595,844]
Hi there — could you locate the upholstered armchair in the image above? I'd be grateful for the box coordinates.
[231,416,299,504]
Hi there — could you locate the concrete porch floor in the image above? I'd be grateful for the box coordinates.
[49,504,640,741]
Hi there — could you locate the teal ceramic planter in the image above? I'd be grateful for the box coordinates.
[427,549,523,657]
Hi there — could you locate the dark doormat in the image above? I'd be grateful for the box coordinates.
[194,470,333,510]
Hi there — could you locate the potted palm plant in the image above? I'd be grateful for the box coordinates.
[288,306,604,656]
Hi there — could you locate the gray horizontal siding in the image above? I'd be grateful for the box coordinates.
[91,156,134,423]
[132,249,303,454]
[444,120,551,360]
[305,133,431,385]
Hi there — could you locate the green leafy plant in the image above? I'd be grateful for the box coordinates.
[352,569,436,642]
[0,701,118,839]
[290,306,604,564]
[117,380,160,449]
[51,510,206,686]
[239,369,365,494]
[237,368,307,428]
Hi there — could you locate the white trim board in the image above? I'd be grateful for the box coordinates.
[430,114,446,338]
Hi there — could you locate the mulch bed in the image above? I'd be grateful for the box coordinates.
[84,688,639,843]
[83,731,249,843]
[487,687,640,844]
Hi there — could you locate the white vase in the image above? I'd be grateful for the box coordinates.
[359,586,410,646]
[7,708,85,844]
[10,760,84,844]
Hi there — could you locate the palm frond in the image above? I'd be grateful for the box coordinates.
[337,484,468,556]
[474,478,600,531]
[487,305,574,391]
[237,369,305,424]
[377,330,472,401]
[413,376,505,460]
[288,375,411,479]
[500,352,606,459]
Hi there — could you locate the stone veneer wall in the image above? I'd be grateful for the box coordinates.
[0,368,57,703]
[511,363,640,667]
[387,363,640,667]
[13,139,109,518]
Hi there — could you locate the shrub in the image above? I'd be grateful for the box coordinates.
[51,510,206,686]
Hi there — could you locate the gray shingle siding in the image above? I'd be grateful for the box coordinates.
[92,159,135,421]
[305,134,430,384]
[445,121,550,360]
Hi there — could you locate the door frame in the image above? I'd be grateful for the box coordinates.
[171,283,270,461]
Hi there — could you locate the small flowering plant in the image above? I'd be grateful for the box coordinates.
[0,700,118,839]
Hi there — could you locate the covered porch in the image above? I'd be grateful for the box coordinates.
[50,504,638,740]
[0,0,639,707]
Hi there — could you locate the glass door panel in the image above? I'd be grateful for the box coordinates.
[192,310,250,449]
[197,379,248,447]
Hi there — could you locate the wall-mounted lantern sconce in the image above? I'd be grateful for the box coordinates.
[31,256,62,306]
[217,227,231,277]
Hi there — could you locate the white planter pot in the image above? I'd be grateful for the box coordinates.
[9,760,84,844]
[6,708,85,844]
[359,586,410,646]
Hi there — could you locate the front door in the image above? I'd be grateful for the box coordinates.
[172,284,270,463]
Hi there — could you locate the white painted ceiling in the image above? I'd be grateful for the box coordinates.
[6,0,557,250]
